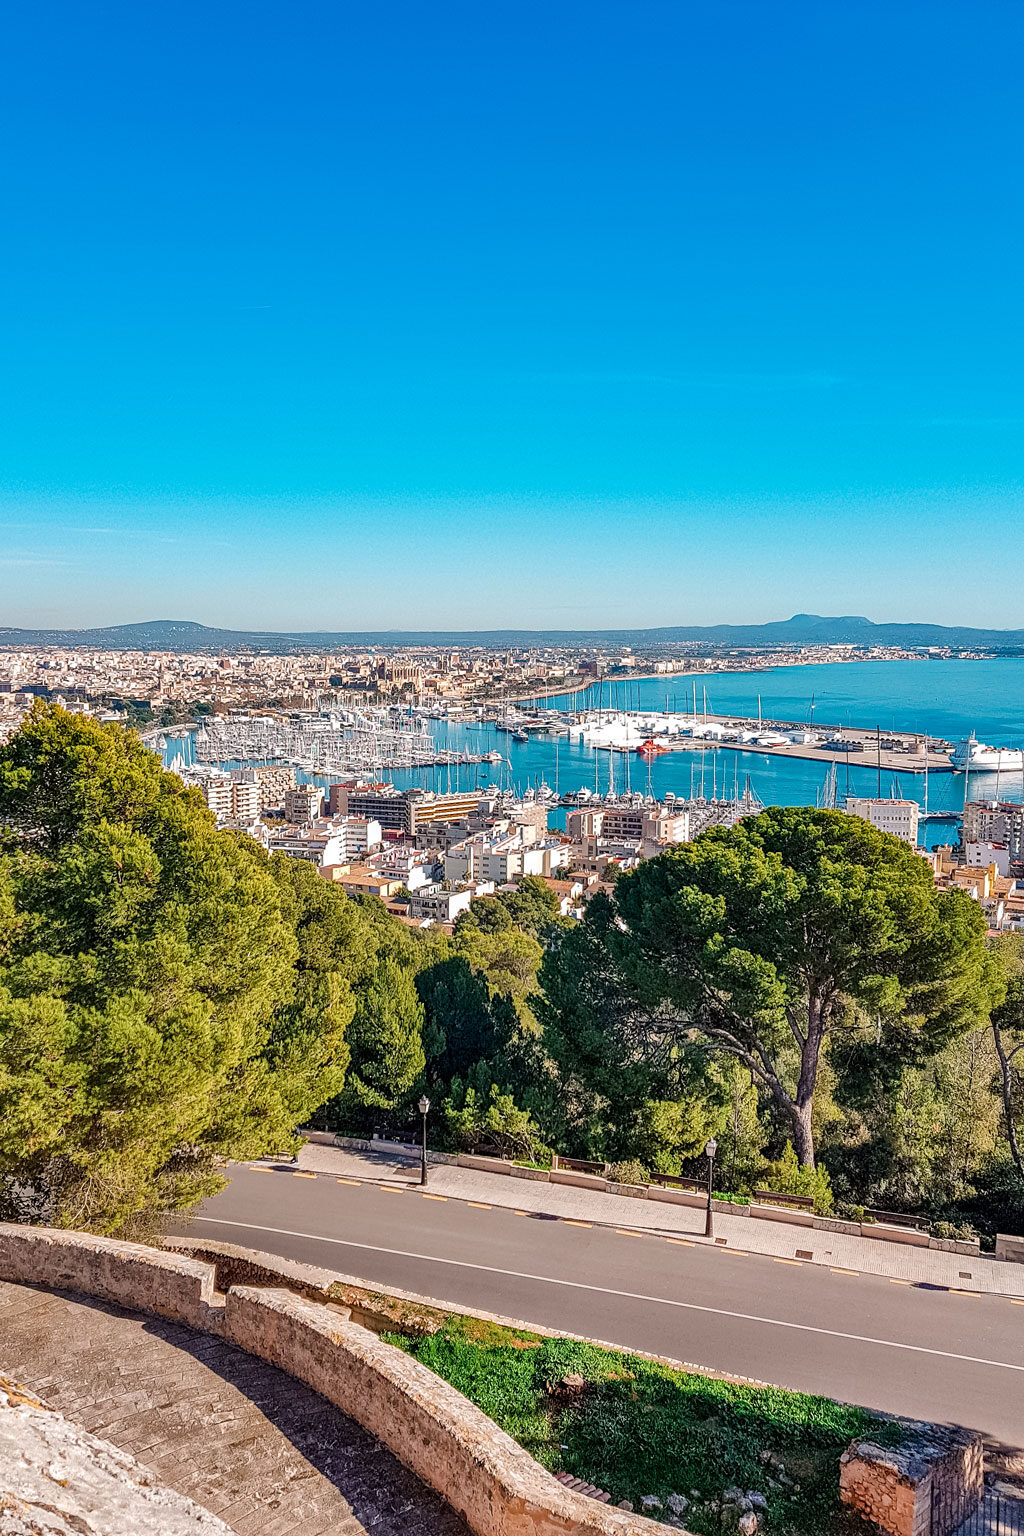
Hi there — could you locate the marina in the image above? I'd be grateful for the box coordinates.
[156,658,1024,848]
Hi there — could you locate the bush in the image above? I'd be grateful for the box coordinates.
[836,1202,866,1224]
[930,1220,978,1243]
[760,1144,834,1214]
[605,1160,649,1186]
[443,1084,549,1164]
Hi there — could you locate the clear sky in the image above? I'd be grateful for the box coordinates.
[2,2,1022,632]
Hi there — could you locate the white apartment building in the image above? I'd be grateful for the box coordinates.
[284,784,324,823]
[230,779,261,820]
[844,797,920,846]
[444,832,570,885]
[963,800,1024,865]
[964,840,1012,877]
[372,850,438,891]
[186,768,260,822]
[268,817,382,866]
[406,885,474,924]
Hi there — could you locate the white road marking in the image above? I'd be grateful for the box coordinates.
[190,1216,1024,1375]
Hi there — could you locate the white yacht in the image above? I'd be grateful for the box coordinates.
[951,734,1024,772]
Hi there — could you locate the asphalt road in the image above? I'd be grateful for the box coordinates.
[177,1165,1024,1446]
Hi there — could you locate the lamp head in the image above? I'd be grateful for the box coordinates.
[705,1137,718,1159]
[418,1095,431,1116]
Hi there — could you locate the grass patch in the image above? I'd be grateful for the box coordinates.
[381,1316,898,1534]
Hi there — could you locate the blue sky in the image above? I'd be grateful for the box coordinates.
[2,1,1022,631]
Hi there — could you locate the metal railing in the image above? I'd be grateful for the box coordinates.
[932,1481,1024,1535]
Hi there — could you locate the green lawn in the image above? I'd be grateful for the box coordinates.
[382,1316,896,1534]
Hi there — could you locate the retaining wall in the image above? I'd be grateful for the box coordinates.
[0,1225,671,1536]
[997,1233,1024,1263]
[224,1285,667,1536]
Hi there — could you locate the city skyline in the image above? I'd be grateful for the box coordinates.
[3,1,1023,628]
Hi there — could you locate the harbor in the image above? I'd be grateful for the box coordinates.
[152,658,1024,849]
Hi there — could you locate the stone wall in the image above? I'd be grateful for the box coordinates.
[0,1226,673,1536]
[0,1225,215,1327]
[222,1285,666,1536]
[0,1374,233,1535]
[996,1233,1024,1263]
[840,1421,984,1536]
[166,1236,449,1335]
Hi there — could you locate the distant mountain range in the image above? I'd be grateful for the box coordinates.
[1,614,1023,652]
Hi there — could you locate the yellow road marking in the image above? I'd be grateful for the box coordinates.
[831,1268,859,1276]
[721,1249,750,1256]
[615,1229,645,1238]
[951,1290,980,1298]
[666,1238,695,1247]
[336,1177,360,1186]
[563,1220,592,1229]
[422,1193,447,1201]
[468,1201,491,1209]
[292,1171,317,1179]
[890,1278,912,1286]
[514,1209,529,1216]
[249,1165,272,1172]
[774,1257,802,1266]
[380,1185,405,1194]
[1010,1299,1024,1306]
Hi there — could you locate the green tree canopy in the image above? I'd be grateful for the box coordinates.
[339,956,426,1127]
[610,808,997,1166]
[0,704,351,1232]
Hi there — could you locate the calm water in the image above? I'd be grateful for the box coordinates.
[165,658,1024,849]
[535,657,1024,746]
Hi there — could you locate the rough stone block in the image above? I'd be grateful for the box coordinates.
[840,1421,983,1536]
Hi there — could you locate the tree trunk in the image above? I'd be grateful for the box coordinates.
[993,1018,1024,1183]
[789,1098,816,1168]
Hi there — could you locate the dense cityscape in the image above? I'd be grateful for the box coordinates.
[4,2,1024,1533]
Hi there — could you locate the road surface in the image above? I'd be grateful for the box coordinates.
[176,1165,1024,1446]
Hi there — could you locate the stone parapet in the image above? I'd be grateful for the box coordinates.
[167,1236,448,1334]
[0,1228,680,1536]
[223,1285,673,1536]
[840,1421,983,1536]
[0,1224,215,1327]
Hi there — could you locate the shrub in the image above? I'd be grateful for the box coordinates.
[760,1144,834,1214]
[605,1160,649,1186]
[930,1220,978,1243]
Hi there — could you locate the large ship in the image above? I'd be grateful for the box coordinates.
[950,734,1024,773]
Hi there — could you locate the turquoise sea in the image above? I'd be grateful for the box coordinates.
[165,658,1024,850]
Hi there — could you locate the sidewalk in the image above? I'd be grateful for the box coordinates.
[289,1135,1024,1297]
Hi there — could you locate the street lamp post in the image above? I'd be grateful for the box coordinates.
[703,1137,718,1239]
[418,1095,431,1187]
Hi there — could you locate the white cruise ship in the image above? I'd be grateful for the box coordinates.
[951,734,1024,772]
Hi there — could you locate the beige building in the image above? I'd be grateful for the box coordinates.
[845,797,919,846]
[231,764,296,812]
